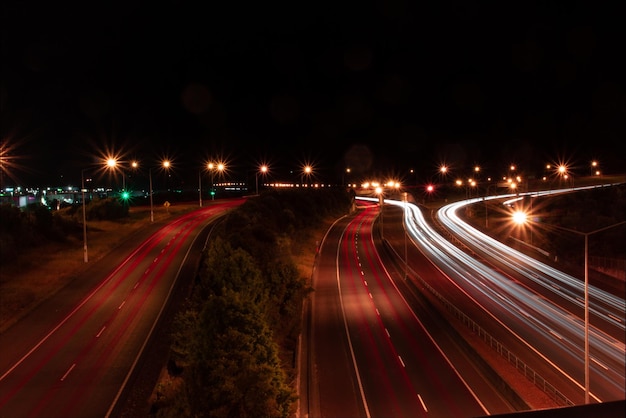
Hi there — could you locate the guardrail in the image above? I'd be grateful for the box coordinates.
[384,237,576,407]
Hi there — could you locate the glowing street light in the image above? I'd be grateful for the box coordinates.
[207,161,226,200]
[198,168,203,208]
[198,161,214,207]
[256,164,268,195]
[301,165,313,187]
[376,185,384,239]
[106,157,122,191]
[81,159,116,262]
[590,160,600,176]
[410,168,417,186]
[81,169,89,263]
[106,157,137,195]
[150,160,170,223]
[128,160,138,192]
[207,162,215,199]
[403,191,408,278]
[513,210,626,404]
[343,167,351,187]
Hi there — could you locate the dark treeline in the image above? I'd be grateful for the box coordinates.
[155,188,354,417]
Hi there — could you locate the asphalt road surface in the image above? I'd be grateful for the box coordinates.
[368,184,624,406]
[0,200,242,418]
[302,200,517,418]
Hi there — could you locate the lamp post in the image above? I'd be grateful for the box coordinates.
[206,161,225,200]
[130,160,138,184]
[403,192,408,278]
[556,164,573,188]
[207,162,215,200]
[107,157,122,196]
[302,165,312,187]
[106,157,137,198]
[560,221,625,404]
[342,167,351,188]
[376,186,384,240]
[198,169,203,207]
[514,212,626,404]
[256,165,268,195]
[149,168,154,223]
[150,160,170,223]
[81,159,117,262]
[81,169,89,263]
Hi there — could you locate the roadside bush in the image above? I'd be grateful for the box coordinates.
[165,188,352,417]
[0,204,45,263]
[87,197,129,220]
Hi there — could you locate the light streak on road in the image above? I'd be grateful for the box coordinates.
[439,196,625,331]
[0,201,242,417]
[356,184,626,403]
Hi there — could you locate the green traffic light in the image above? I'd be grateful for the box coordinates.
[121,191,130,200]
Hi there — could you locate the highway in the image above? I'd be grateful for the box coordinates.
[305,200,517,418]
[0,200,242,418]
[437,194,625,343]
[360,184,625,406]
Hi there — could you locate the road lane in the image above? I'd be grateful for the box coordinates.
[364,185,625,405]
[347,204,493,417]
[306,212,366,418]
[306,201,510,417]
[438,195,625,341]
[0,200,242,418]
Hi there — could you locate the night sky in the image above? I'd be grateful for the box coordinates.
[1,1,624,187]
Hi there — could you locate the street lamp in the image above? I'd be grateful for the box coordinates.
[484,182,502,228]
[256,164,268,195]
[302,165,312,187]
[149,168,154,222]
[150,160,170,223]
[207,162,215,200]
[106,158,118,191]
[342,167,351,187]
[207,162,225,200]
[403,192,408,278]
[106,157,137,197]
[106,157,126,196]
[460,178,477,199]
[513,211,626,404]
[555,164,573,188]
[81,159,116,262]
[81,169,89,263]
[376,185,384,239]
[198,169,203,207]
[123,160,138,194]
